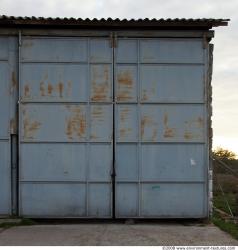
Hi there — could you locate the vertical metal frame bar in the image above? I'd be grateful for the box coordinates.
[203,38,208,218]
[5,36,12,216]
[17,30,22,216]
[202,36,211,218]
[86,37,90,216]
[137,39,142,217]
[112,32,116,218]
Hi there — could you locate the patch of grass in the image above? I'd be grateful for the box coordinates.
[212,213,238,240]
[0,218,36,229]
[213,193,237,215]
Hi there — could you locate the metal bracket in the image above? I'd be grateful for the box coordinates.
[110,32,117,48]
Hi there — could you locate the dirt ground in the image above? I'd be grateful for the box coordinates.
[0,222,237,246]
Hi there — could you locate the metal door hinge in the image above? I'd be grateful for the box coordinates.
[110,32,117,48]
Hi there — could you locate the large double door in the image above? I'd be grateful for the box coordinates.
[19,35,207,218]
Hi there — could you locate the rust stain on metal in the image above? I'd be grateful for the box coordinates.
[196,117,204,128]
[91,66,110,101]
[120,107,129,122]
[118,71,132,86]
[24,84,30,97]
[90,134,98,139]
[163,113,175,138]
[92,106,103,118]
[57,82,64,98]
[117,70,133,101]
[10,71,17,95]
[184,131,193,140]
[120,128,127,138]
[40,81,45,96]
[23,116,41,139]
[47,83,53,95]
[120,128,132,138]
[66,106,86,139]
[164,128,175,138]
[141,115,157,139]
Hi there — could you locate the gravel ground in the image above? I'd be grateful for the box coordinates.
[0,222,237,246]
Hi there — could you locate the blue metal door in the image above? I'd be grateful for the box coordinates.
[19,35,208,218]
[19,37,113,217]
[114,38,208,218]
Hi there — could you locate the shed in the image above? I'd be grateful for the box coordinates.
[0,16,229,218]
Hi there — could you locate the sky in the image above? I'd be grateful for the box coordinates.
[0,0,237,156]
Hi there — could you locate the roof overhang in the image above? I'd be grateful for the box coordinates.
[0,16,230,30]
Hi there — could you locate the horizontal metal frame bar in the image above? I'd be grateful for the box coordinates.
[116,62,205,66]
[0,138,9,141]
[20,180,205,184]
[20,215,113,219]
[20,141,112,144]
[20,61,205,65]
[115,180,205,183]
[0,29,214,38]
[21,61,111,64]
[20,101,205,104]
[19,141,205,144]
[20,180,112,184]
[20,101,113,104]
[114,215,207,219]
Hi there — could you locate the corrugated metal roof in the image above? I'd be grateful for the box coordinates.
[0,16,229,29]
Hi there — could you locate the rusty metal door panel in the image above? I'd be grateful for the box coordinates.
[0,141,11,214]
[90,65,112,102]
[140,65,204,102]
[140,39,203,63]
[21,64,88,102]
[116,105,138,142]
[21,38,88,62]
[115,38,207,218]
[141,183,205,217]
[141,105,205,142]
[90,105,113,141]
[21,104,87,142]
[20,104,113,142]
[19,37,113,217]
[115,65,137,102]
